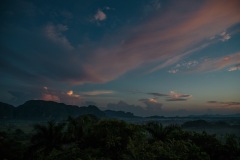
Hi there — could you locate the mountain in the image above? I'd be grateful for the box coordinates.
[0,102,15,119]
[104,110,136,118]
[15,100,106,120]
[0,100,136,120]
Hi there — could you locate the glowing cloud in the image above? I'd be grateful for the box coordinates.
[167,91,192,101]
[67,90,73,96]
[139,98,163,110]
[41,93,60,102]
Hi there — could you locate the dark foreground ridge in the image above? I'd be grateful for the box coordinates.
[0,100,138,120]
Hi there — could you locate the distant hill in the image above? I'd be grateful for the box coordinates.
[0,102,15,119]
[104,110,136,118]
[0,100,136,120]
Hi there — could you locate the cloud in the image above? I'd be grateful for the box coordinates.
[168,60,199,74]
[67,90,73,96]
[146,91,192,102]
[144,0,161,13]
[44,24,73,50]
[94,9,107,21]
[80,90,114,96]
[40,88,82,105]
[139,98,163,110]
[166,91,192,101]
[220,31,231,41]
[228,64,240,71]
[82,0,240,83]
[148,92,168,97]
[188,52,240,73]
[207,101,240,107]
[41,93,60,102]
[169,52,240,73]
[1,0,240,87]
[130,90,192,102]
[166,98,188,101]
[66,90,80,98]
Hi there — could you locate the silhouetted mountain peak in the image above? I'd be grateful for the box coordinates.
[0,100,138,120]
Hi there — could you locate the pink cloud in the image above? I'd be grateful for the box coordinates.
[41,93,60,102]
[94,9,107,21]
[188,52,240,73]
[80,0,240,84]
[40,88,82,105]
[166,91,192,101]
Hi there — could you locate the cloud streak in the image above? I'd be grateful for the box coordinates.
[1,0,240,86]
[82,0,240,83]
[166,91,192,101]
[187,52,240,73]
[207,101,240,107]
[147,91,192,102]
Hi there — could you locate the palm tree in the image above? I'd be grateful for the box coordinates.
[146,122,182,142]
[66,115,98,143]
[30,121,65,154]
[66,116,83,143]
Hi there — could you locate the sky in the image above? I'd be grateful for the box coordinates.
[0,0,240,116]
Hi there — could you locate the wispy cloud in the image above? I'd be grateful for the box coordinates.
[228,64,240,72]
[168,52,240,73]
[1,0,240,86]
[131,90,192,102]
[80,90,114,96]
[82,0,240,83]
[207,101,240,107]
[189,52,240,73]
[148,92,168,97]
[166,91,192,101]
[44,24,73,50]
[220,31,231,41]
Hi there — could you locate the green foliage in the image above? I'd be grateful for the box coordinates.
[30,121,65,155]
[1,117,240,160]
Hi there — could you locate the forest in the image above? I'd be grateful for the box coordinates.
[1,115,240,160]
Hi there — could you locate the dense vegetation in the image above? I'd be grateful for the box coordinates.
[1,115,240,160]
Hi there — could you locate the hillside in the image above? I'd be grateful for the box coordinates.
[0,100,136,120]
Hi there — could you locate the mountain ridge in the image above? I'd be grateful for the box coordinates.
[0,100,137,120]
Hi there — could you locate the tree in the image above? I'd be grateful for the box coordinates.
[145,122,180,142]
[30,121,65,155]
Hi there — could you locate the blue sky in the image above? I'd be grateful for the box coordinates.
[1,0,240,116]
